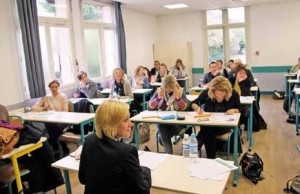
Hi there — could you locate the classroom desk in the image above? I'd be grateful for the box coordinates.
[52,152,232,194]
[16,111,95,143]
[189,86,206,94]
[99,88,151,110]
[1,137,47,193]
[176,77,190,93]
[293,88,300,135]
[287,79,300,114]
[130,111,241,186]
[68,97,133,106]
[186,95,254,151]
[284,73,297,95]
[250,86,258,100]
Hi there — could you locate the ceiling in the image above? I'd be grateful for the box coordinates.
[115,0,297,15]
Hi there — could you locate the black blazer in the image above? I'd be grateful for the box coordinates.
[191,89,242,113]
[229,76,252,96]
[79,134,151,194]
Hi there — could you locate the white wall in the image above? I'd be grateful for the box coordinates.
[157,12,204,69]
[250,1,300,67]
[122,8,158,76]
[0,0,24,106]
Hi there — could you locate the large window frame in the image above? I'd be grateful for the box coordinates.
[81,0,117,79]
[38,0,77,89]
[203,7,249,70]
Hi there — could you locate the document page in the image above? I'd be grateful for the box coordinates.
[139,152,169,170]
[187,158,237,180]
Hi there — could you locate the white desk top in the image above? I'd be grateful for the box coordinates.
[288,79,300,83]
[240,96,255,104]
[186,94,198,102]
[18,111,94,124]
[131,111,240,127]
[190,86,206,91]
[284,73,297,77]
[1,137,47,159]
[150,82,162,87]
[100,88,153,95]
[176,77,190,81]
[250,86,258,91]
[69,98,133,105]
[52,153,231,194]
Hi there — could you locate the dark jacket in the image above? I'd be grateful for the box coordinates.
[229,76,252,96]
[79,134,151,194]
[192,89,242,113]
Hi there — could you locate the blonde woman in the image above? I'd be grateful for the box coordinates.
[79,100,151,194]
[110,68,133,99]
[132,66,150,89]
[148,75,189,154]
[191,76,241,159]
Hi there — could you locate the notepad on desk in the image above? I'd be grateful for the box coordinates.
[140,111,159,119]
[139,152,169,170]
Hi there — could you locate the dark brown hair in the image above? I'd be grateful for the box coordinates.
[77,71,87,81]
[48,79,60,87]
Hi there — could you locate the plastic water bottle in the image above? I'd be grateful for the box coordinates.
[189,133,198,159]
[182,134,190,158]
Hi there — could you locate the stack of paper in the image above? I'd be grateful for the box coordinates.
[187,158,238,181]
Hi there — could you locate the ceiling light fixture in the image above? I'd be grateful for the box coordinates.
[164,4,189,9]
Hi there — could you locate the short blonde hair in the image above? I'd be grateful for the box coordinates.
[208,76,232,101]
[161,74,180,91]
[95,100,130,139]
[134,65,144,77]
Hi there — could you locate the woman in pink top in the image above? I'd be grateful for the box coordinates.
[32,80,69,159]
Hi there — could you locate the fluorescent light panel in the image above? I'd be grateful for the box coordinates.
[164,4,189,9]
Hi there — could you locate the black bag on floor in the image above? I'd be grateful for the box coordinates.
[284,175,300,194]
[239,152,264,184]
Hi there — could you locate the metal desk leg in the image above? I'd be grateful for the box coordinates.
[134,122,140,149]
[295,93,299,135]
[248,103,253,151]
[11,156,23,193]
[143,94,146,111]
[233,126,239,186]
[63,170,72,194]
[288,82,292,114]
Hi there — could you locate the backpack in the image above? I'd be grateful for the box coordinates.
[239,152,264,184]
[284,175,300,194]
[125,123,151,145]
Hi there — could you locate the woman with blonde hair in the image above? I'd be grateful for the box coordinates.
[148,75,189,154]
[190,76,241,158]
[79,100,151,194]
[110,67,133,99]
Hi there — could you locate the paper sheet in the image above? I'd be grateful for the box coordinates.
[139,152,169,170]
[187,158,237,180]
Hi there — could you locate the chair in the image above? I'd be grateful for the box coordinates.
[96,90,102,98]
[215,129,234,160]
[156,126,195,153]
[58,101,95,158]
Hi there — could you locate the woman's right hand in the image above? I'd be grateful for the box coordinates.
[157,88,164,98]
[196,106,203,114]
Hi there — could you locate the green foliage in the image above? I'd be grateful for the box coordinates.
[82,4,102,21]
[39,0,55,13]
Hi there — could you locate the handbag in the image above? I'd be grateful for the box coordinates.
[0,127,19,157]
[284,175,300,194]
[239,152,264,184]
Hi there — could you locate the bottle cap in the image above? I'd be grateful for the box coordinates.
[191,133,196,138]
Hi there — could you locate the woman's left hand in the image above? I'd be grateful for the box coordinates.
[173,87,182,100]
[225,109,235,115]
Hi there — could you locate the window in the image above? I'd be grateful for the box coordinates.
[205,7,247,65]
[37,0,75,87]
[82,1,116,79]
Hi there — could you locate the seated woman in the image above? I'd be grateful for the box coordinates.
[132,66,150,89]
[79,100,151,194]
[148,75,190,154]
[156,63,170,83]
[110,68,133,99]
[190,76,241,159]
[32,79,69,159]
[171,59,188,79]
[74,71,97,98]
